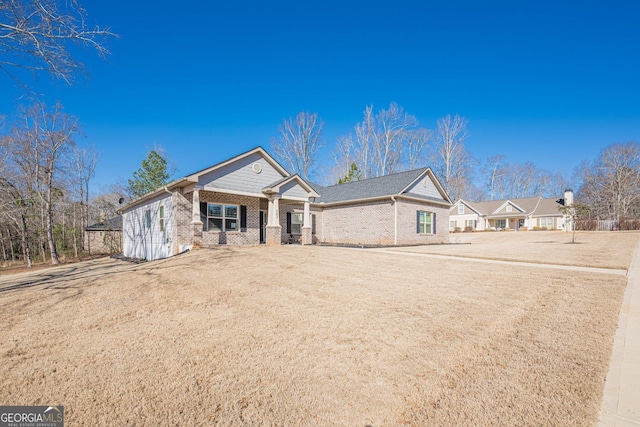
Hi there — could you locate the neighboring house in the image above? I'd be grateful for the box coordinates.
[120,147,452,261]
[449,190,574,232]
[84,215,123,254]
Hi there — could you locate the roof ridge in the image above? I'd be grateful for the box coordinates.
[322,167,428,189]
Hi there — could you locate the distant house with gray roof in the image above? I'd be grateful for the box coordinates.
[449,191,574,232]
[119,147,452,261]
[85,215,123,254]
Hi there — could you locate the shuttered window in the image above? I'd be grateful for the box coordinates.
[417,211,434,234]
[203,203,245,232]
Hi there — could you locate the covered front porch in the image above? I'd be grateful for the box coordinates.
[486,215,527,231]
[185,174,318,246]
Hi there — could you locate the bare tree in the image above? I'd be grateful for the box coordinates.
[430,114,472,200]
[70,144,98,256]
[370,103,417,177]
[481,155,507,200]
[332,103,427,181]
[8,102,78,264]
[354,105,375,179]
[0,0,116,86]
[406,127,432,170]
[271,112,323,180]
[331,134,357,184]
[577,142,640,220]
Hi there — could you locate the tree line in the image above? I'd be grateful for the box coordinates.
[271,107,640,222]
[1,1,639,268]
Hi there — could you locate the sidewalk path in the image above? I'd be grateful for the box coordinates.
[367,248,627,276]
[598,239,640,426]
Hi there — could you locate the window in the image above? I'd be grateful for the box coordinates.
[465,220,477,229]
[291,213,303,235]
[145,210,151,229]
[495,219,506,229]
[539,217,555,229]
[458,204,464,214]
[206,203,238,232]
[450,220,457,231]
[417,211,433,234]
[159,205,165,232]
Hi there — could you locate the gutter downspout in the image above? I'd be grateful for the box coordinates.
[391,196,397,246]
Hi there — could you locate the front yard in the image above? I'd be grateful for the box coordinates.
[0,232,635,425]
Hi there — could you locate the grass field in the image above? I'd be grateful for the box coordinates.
[0,231,636,426]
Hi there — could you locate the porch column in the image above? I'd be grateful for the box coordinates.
[266,195,281,245]
[301,200,312,245]
[191,188,203,245]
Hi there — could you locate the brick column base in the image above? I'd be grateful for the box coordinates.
[301,226,312,245]
[266,225,282,246]
[192,222,203,246]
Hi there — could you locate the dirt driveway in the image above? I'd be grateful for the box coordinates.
[0,232,635,426]
[0,256,140,294]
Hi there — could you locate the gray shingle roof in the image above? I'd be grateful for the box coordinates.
[263,175,295,190]
[534,197,565,216]
[86,215,123,231]
[459,196,564,217]
[311,168,428,204]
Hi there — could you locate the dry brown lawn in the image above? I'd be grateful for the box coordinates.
[0,233,634,426]
[400,230,640,270]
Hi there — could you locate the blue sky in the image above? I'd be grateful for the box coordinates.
[2,0,639,192]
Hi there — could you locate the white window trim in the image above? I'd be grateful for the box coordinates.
[159,205,165,232]
[290,212,303,235]
[539,217,555,229]
[205,203,239,232]
[418,210,433,234]
[458,204,464,214]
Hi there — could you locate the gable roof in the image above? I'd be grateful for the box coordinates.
[184,146,289,181]
[262,174,320,197]
[453,199,483,215]
[120,147,451,212]
[533,197,565,216]
[311,168,451,206]
[451,196,564,217]
[121,146,292,211]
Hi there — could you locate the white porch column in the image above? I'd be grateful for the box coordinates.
[191,188,203,246]
[301,200,312,245]
[266,195,282,245]
[303,201,310,228]
[267,196,280,226]
[192,188,202,224]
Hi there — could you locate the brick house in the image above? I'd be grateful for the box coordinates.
[449,191,574,232]
[120,147,452,261]
[84,215,122,254]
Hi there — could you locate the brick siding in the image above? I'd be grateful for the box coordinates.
[84,230,122,254]
[173,189,192,251]
[199,191,261,245]
[396,198,449,244]
[174,191,450,248]
[316,200,395,245]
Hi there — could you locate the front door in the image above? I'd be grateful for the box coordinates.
[259,210,267,244]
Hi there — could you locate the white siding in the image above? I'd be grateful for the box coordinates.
[449,213,484,230]
[404,175,446,201]
[200,152,286,195]
[122,193,173,261]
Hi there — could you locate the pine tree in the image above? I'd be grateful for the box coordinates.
[337,162,362,184]
[127,150,170,197]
